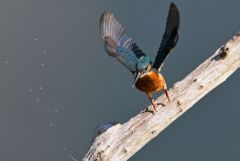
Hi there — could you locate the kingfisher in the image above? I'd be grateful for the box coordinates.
[100,3,180,112]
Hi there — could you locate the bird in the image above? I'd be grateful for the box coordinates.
[99,2,180,112]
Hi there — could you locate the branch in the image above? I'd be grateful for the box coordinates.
[82,32,240,161]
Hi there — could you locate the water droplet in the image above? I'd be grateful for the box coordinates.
[68,154,78,161]
[49,122,53,127]
[29,88,33,92]
[43,50,47,55]
[41,63,45,66]
[36,98,40,102]
[39,86,43,90]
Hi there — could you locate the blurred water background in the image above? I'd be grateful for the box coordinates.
[0,1,239,161]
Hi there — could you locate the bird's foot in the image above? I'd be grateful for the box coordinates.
[164,89,170,102]
[144,101,158,114]
[152,101,158,112]
[144,108,155,114]
[151,99,159,112]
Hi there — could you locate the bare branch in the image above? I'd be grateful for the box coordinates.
[82,32,240,161]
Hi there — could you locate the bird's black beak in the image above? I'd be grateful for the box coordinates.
[133,71,141,87]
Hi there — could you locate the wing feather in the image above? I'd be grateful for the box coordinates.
[100,11,146,73]
[152,2,180,71]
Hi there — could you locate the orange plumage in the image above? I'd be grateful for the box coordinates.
[135,69,170,112]
[135,70,166,93]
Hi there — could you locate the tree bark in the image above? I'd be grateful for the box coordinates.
[82,32,240,161]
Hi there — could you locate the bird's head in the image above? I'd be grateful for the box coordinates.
[133,56,152,87]
[136,56,151,72]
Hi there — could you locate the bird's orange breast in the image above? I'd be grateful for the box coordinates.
[135,70,166,93]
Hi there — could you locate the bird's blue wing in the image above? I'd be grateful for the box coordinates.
[100,11,146,73]
[152,3,180,71]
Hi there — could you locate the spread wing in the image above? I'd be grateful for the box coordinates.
[152,2,180,71]
[100,11,147,73]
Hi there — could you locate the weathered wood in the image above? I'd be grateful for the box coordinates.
[82,32,240,161]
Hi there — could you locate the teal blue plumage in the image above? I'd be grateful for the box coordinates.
[116,46,138,72]
[100,3,180,75]
[100,11,148,74]
[136,56,150,72]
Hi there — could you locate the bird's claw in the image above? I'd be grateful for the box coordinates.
[144,102,158,114]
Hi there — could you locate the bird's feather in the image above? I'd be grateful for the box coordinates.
[153,2,180,71]
[100,11,146,73]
